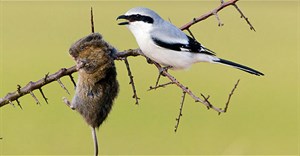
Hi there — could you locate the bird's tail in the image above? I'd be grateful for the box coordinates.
[214,58,264,76]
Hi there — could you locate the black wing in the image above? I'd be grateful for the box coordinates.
[152,35,216,56]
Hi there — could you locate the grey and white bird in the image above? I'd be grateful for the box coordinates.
[117,7,264,76]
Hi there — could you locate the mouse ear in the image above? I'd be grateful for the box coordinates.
[69,46,79,59]
[84,33,103,43]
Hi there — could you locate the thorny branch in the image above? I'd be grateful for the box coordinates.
[180,0,255,31]
[223,79,240,113]
[124,58,140,104]
[0,66,77,107]
[0,0,252,131]
[174,92,186,132]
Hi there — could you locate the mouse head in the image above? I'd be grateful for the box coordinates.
[69,33,117,74]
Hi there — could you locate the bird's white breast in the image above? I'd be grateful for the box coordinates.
[127,23,200,69]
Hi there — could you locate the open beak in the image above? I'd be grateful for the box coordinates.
[116,15,129,25]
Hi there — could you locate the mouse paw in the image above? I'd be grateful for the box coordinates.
[62,97,75,110]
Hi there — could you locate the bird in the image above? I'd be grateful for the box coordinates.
[116,7,264,76]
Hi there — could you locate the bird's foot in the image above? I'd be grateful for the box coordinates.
[146,57,154,64]
[154,66,172,87]
[159,66,172,76]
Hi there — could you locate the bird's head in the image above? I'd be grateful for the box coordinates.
[117,7,162,33]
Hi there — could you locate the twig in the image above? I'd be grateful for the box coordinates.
[180,0,255,31]
[148,82,174,91]
[186,28,196,40]
[213,11,224,26]
[152,62,224,113]
[232,4,256,31]
[223,79,240,113]
[124,58,140,105]
[200,94,212,109]
[0,66,77,107]
[91,7,95,33]
[174,92,186,132]
[154,73,162,88]
[57,78,70,95]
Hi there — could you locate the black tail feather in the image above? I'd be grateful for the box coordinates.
[214,59,264,76]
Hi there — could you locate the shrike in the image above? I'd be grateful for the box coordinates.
[117,7,264,76]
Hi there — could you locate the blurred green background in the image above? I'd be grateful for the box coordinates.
[0,0,299,155]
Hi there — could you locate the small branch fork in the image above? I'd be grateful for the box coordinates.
[180,0,255,31]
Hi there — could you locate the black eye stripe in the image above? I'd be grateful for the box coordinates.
[128,14,154,24]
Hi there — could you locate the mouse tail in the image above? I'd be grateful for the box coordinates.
[91,127,98,156]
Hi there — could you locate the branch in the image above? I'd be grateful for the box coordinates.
[152,62,225,113]
[0,66,77,107]
[222,79,240,113]
[124,58,140,104]
[91,7,95,33]
[148,82,174,91]
[174,92,186,132]
[232,4,256,31]
[114,49,142,59]
[180,0,255,31]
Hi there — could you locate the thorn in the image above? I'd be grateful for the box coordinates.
[44,73,49,83]
[91,6,95,33]
[17,85,21,94]
[8,100,15,108]
[68,74,76,89]
[16,99,22,109]
[57,79,70,95]
[30,91,40,105]
[39,88,48,104]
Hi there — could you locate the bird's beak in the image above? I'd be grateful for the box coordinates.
[116,15,129,25]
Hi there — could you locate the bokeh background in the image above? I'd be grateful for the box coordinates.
[0,0,299,155]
